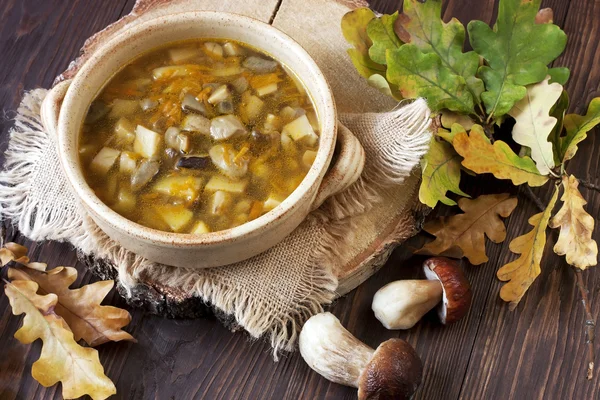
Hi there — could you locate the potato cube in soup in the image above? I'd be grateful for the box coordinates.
[191,221,211,235]
[223,42,243,57]
[153,176,204,203]
[282,115,318,145]
[113,189,136,214]
[134,125,161,159]
[204,42,224,59]
[109,99,139,119]
[114,118,136,145]
[264,194,285,212]
[205,175,248,194]
[168,47,199,63]
[119,151,138,173]
[256,83,278,97]
[302,150,318,168]
[90,147,120,175]
[240,91,264,123]
[156,205,194,232]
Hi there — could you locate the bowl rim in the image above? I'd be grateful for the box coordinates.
[57,11,337,247]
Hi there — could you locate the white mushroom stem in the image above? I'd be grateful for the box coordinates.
[299,312,374,387]
[372,280,443,330]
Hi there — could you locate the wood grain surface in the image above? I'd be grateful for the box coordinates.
[1,0,599,399]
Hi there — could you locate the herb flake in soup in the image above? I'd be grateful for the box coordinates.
[80,40,320,234]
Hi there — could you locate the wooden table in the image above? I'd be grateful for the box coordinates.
[1,0,599,398]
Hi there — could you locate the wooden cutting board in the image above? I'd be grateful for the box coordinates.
[55,0,427,317]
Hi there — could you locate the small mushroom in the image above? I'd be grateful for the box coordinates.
[242,56,278,73]
[176,155,211,170]
[130,159,160,191]
[372,257,472,330]
[299,312,422,400]
[209,144,248,179]
[210,115,247,141]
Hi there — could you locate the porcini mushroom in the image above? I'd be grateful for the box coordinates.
[299,312,422,400]
[372,257,472,330]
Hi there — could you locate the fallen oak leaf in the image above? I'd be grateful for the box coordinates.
[549,175,598,269]
[418,136,469,207]
[394,0,484,102]
[508,76,563,175]
[367,11,402,65]
[4,280,116,400]
[0,242,47,271]
[417,193,518,265]
[561,97,600,162]
[453,124,549,186]
[341,8,386,79]
[497,187,559,308]
[467,0,567,118]
[386,44,475,113]
[8,265,135,347]
[548,90,569,165]
[0,242,30,265]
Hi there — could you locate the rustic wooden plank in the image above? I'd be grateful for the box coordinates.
[0,1,134,399]
[0,0,599,399]
[457,0,600,399]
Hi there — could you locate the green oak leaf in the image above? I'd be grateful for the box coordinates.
[419,136,470,208]
[367,74,402,100]
[548,67,570,85]
[436,123,467,144]
[342,8,386,79]
[562,97,600,162]
[367,12,402,65]
[395,0,483,103]
[548,90,569,165]
[387,44,474,113]
[341,8,376,53]
[468,0,567,119]
[347,48,386,79]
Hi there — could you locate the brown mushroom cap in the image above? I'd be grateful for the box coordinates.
[357,338,423,400]
[423,257,472,324]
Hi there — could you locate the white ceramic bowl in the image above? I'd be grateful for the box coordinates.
[54,11,364,268]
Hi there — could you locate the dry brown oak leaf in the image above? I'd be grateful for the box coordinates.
[417,193,518,264]
[4,280,116,400]
[549,175,598,269]
[8,265,135,346]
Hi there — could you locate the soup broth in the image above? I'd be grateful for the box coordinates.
[80,39,320,234]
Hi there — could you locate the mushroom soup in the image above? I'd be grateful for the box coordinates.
[79,40,320,234]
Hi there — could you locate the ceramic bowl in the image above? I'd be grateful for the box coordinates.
[54,11,364,268]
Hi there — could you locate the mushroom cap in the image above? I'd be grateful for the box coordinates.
[357,338,423,400]
[423,257,472,324]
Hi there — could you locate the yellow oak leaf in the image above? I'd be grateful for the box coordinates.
[549,175,598,269]
[508,76,562,175]
[497,187,559,308]
[9,266,135,346]
[453,124,549,186]
[416,193,518,265]
[419,137,469,207]
[4,280,116,400]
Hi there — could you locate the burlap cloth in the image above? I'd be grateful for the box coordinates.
[0,0,431,357]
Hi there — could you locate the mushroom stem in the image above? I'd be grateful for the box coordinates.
[299,312,374,387]
[300,313,423,400]
[372,279,443,330]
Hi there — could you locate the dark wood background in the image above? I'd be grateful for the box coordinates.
[1,0,599,398]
